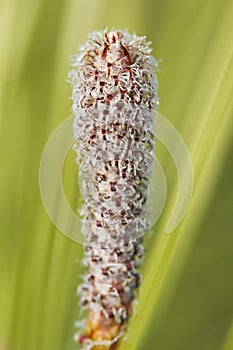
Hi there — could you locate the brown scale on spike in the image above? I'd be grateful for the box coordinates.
[68,29,158,349]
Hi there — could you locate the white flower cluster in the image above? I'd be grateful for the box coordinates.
[68,29,158,349]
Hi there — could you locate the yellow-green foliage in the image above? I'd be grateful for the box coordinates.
[0,1,233,350]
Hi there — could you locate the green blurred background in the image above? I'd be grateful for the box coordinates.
[0,0,233,349]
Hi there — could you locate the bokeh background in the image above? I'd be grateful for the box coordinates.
[0,0,233,349]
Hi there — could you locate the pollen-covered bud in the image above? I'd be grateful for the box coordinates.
[68,29,158,350]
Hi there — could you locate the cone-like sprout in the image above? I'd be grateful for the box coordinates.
[68,29,158,350]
